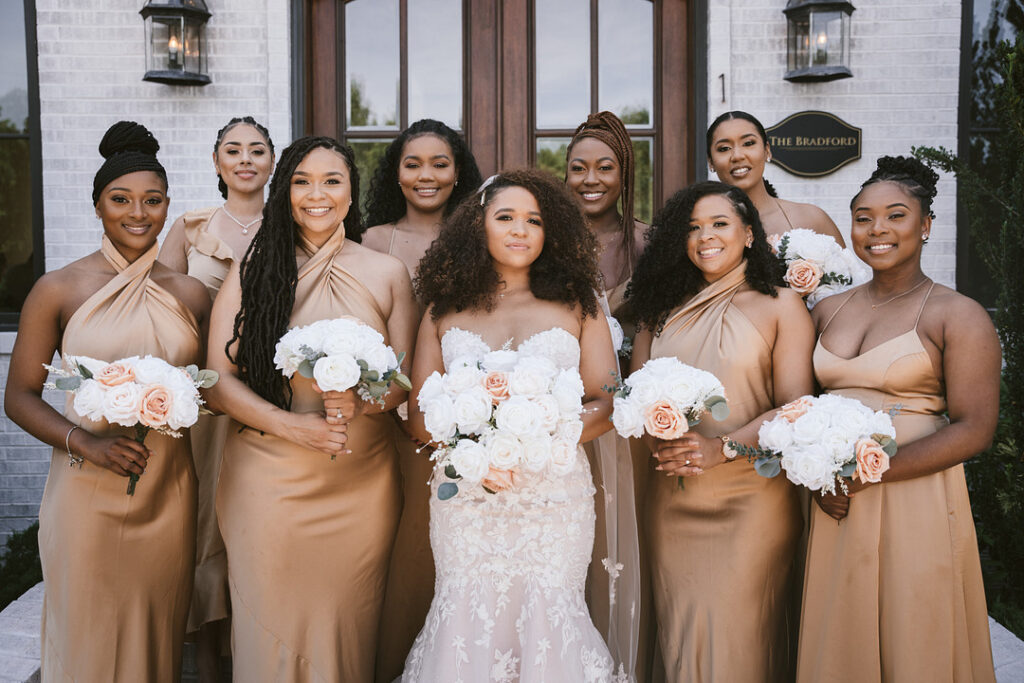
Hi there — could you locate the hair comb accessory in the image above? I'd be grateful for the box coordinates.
[478,174,498,206]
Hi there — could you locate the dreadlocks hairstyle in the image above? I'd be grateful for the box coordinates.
[706,111,780,199]
[229,136,362,409]
[852,155,940,220]
[213,116,275,199]
[359,119,483,237]
[628,181,784,335]
[415,168,601,321]
[566,111,638,274]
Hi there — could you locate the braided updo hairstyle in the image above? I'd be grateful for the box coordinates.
[213,116,275,199]
[852,155,940,219]
[415,168,601,321]
[228,136,362,409]
[627,181,784,334]
[359,119,483,236]
[92,121,167,204]
[706,111,780,198]
[567,111,638,273]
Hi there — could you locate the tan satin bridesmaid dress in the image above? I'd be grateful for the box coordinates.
[797,285,995,683]
[38,237,201,682]
[180,207,234,632]
[216,226,401,683]
[647,263,802,683]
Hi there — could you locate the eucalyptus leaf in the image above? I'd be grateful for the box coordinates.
[76,363,94,380]
[368,383,387,398]
[196,369,219,388]
[357,359,369,371]
[754,456,782,478]
[185,364,199,381]
[362,370,380,383]
[706,396,730,422]
[687,417,701,428]
[437,482,459,501]
[394,374,412,391]
[55,376,82,391]
[444,464,460,480]
[839,461,857,478]
[297,359,315,379]
[395,351,406,366]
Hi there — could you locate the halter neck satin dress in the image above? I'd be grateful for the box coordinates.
[216,226,401,683]
[180,207,234,632]
[39,237,201,682]
[647,263,801,683]
[797,285,995,682]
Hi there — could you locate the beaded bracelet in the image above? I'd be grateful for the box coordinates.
[65,425,84,468]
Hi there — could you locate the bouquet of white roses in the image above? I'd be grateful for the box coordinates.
[754,394,898,495]
[609,357,729,441]
[274,317,411,406]
[418,348,585,500]
[769,228,870,308]
[45,354,219,495]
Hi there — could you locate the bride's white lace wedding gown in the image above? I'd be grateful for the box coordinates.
[401,327,621,683]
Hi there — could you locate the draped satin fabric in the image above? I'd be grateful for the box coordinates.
[798,301,996,682]
[646,262,801,683]
[216,226,401,683]
[39,237,201,682]
[181,207,234,632]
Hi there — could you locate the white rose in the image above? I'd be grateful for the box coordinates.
[453,386,493,435]
[520,435,553,472]
[163,367,198,397]
[358,344,391,375]
[509,357,555,396]
[444,365,484,394]
[423,394,458,442]
[448,439,490,484]
[555,417,584,445]
[782,447,837,491]
[552,369,585,415]
[612,397,644,439]
[167,394,200,430]
[532,395,560,434]
[791,410,831,445]
[481,349,518,372]
[625,371,663,406]
[871,412,896,440]
[486,431,524,469]
[663,371,697,410]
[494,395,544,438]
[312,354,361,392]
[549,439,578,476]
[68,355,109,377]
[834,408,869,440]
[758,417,794,454]
[417,372,446,409]
[132,356,173,386]
[102,382,143,426]
[72,379,106,421]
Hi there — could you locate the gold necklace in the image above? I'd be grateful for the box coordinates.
[866,276,930,309]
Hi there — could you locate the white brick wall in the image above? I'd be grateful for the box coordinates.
[0,0,291,544]
[707,0,962,285]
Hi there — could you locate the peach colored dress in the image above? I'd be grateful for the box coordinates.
[216,226,401,683]
[181,207,234,631]
[38,237,200,682]
[375,225,435,682]
[647,263,801,683]
[797,286,995,683]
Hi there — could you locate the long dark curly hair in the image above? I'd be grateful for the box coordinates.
[358,119,483,236]
[228,136,362,409]
[415,168,601,321]
[707,111,779,198]
[852,155,940,219]
[628,181,784,334]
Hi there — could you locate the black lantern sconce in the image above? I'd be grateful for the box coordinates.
[140,0,211,86]
[784,0,855,82]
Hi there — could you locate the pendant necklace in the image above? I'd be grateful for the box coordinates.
[221,206,262,235]
[866,276,930,309]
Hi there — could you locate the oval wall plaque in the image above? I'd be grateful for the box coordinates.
[765,111,862,177]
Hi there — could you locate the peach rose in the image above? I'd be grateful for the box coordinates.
[784,259,824,295]
[96,361,136,387]
[481,466,518,493]
[853,438,890,483]
[482,371,511,404]
[779,397,814,423]
[643,400,689,440]
[138,385,172,428]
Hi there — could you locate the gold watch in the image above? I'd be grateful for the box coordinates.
[719,435,738,460]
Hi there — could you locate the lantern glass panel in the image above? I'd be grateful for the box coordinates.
[183,19,205,75]
[146,15,185,72]
[810,10,844,67]
[788,14,810,71]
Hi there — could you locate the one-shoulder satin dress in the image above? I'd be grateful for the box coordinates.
[797,285,995,683]
[646,263,802,683]
[38,237,201,682]
[216,226,401,682]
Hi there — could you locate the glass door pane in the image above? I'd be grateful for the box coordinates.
[346,0,400,129]
[535,0,590,129]
[408,0,463,129]
[598,0,653,127]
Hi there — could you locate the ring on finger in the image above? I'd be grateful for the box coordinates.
[685,459,691,466]
[336,409,343,419]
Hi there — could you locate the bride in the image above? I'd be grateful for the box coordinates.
[402,169,627,681]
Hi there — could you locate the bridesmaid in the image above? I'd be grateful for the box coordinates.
[4,121,211,681]
[207,136,418,682]
[797,156,998,682]
[358,119,481,682]
[707,110,845,246]
[628,181,814,682]
[158,115,274,681]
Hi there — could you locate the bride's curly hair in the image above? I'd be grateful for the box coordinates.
[628,181,784,334]
[415,168,601,320]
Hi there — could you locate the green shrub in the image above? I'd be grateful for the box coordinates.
[0,521,42,611]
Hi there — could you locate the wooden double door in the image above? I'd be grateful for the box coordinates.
[300,0,696,219]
